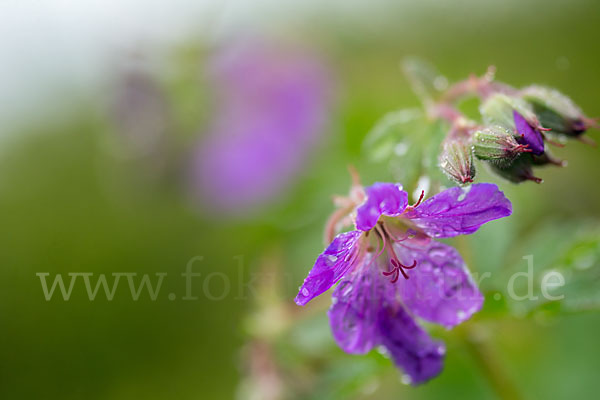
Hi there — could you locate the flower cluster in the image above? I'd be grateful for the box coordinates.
[295,177,511,384]
[295,64,595,385]
[434,72,597,184]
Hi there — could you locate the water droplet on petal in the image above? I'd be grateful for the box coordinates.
[457,185,472,201]
[457,310,466,320]
[327,255,338,263]
[428,246,447,261]
[342,284,352,297]
[301,288,309,297]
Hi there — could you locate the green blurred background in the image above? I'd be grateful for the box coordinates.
[1,0,599,399]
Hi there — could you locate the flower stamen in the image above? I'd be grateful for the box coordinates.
[413,190,425,208]
[513,144,532,153]
[383,258,417,282]
[380,221,409,243]
[405,190,426,213]
[374,222,418,282]
[541,133,565,148]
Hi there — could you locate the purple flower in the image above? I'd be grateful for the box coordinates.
[513,110,545,155]
[295,182,512,384]
[192,41,332,213]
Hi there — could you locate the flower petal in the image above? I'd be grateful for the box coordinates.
[404,183,512,238]
[378,304,445,385]
[356,183,408,231]
[513,110,544,155]
[295,230,363,306]
[328,256,391,353]
[326,248,445,384]
[192,42,332,212]
[395,240,483,328]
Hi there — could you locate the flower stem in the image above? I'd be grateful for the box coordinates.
[439,67,517,104]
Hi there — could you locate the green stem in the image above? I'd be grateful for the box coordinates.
[439,68,517,104]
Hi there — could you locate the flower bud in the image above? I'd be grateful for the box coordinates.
[439,138,476,185]
[530,151,566,167]
[473,125,531,165]
[480,93,545,155]
[521,85,589,137]
[479,93,538,129]
[488,154,542,184]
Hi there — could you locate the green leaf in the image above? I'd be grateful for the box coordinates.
[363,108,452,195]
[501,220,600,317]
[362,108,423,162]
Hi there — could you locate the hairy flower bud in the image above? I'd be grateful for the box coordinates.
[480,93,546,155]
[439,138,476,185]
[521,85,590,137]
[488,154,542,184]
[480,93,538,129]
[473,125,531,165]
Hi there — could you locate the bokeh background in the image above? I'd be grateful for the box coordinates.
[1,0,600,399]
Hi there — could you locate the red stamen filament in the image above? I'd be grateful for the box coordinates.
[578,135,597,147]
[413,190,425,208]
[383,258,417,283]
[405,190,426,212]
[542,135,565,148]
[583,116,600,129]
[364,233,386,270]
[375,223,417,282]
[382,260,401,283]
[526,175,543,184]
[514,144,532,153]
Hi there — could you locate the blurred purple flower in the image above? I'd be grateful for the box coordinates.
[192,42,332,212]
[295,182,511,384]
